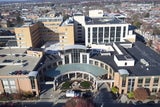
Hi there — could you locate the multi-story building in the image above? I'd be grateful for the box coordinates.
[0,29,17,47]
[38,16,74,49]
[73,10,136,46]
[14,22,42,48]
[42,41,160,94]
[15,16,74,49]
[1,41,160,95]
[38,16,63,42]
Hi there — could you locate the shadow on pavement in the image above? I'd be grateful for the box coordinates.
[54,103,64,107]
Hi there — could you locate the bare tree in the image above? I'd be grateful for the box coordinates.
[134,88,149,101]
[64,98,94,107]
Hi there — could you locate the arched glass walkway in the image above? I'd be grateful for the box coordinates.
[44,63,112,90]
[45,63,108,78]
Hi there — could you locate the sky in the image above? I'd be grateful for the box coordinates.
[0,0,27,1]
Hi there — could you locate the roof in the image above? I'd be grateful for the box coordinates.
[118,69,129,75]
[44,63,107,78]
[64,45,87,50]
[0,48,41,76]
[28,71,38,77]
[85,16,125,25]
[92,41,160,76]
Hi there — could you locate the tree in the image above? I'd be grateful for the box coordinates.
[64,98,94,107]
[133,21,142,29]
[134,88,149,101]
[144,13,150,18]
[146,40,153,47]
[127,91,134,99]
[16,16,23,26]
[153,27,160,35]
[63,14,70,21]
[80,81,91,89]
[111,86,119,94]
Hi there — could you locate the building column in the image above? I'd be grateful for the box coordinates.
[110,82,113,88]
[89,75,91,81]
[93,80,96,88]
[95,81,98,90]
[68,73,70,79]
[41,70,45,82]
[75,72,77,79]
[82,73,84,79]
[61,75,63,81]
[53,81,56,91]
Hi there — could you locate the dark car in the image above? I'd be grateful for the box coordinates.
[146,101,155,105]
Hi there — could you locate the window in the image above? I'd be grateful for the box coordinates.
[153,78,159,86]
[154,78,159,83]
[89,60,93,64]
[128,79,135,92]
[105,65,108,70]
[65,55,69,64]
[138,78,143,83]
[92,27,97,44]
[95,61,98,66]
[122,76,127,87]
[2,80,8,85]
[123,26,126,37]
[71,49,85,63]
[2,79,17,93]
[110,27,115,42]
[152,88,157,92]
[110,68,112,74]
[137,84,142,87]
[30,77,35,89]
[104,27,109,38]
[145,78,150,83]
[58,61,62,65]
[99,27,103,44]
[9,80,15,85]
[88,28,90,43]
[82,55,87,63]
[100,63,104,68]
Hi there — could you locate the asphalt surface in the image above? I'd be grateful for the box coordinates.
[2,83,160,107]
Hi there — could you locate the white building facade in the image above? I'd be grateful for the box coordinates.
[85,23,129,46]
[73,10,136,47]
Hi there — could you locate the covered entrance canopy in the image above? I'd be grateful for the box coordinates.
[45,63,108,78]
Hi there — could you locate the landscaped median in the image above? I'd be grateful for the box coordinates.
[61,80,92,90]
[0,91,38,101]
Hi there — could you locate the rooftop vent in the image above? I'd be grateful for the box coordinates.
[140,59,149,66]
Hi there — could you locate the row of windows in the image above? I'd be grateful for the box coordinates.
[2,79,17,93]
[126,77,160,92]
[64,50,87,64]
[89,59,111,72]
[138,78,159,84]
[87,26,126,44]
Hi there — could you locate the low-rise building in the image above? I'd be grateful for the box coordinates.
[0,48,43,95]
[41,41,160,94]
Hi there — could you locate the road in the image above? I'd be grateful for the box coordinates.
[3,83,160,107]
[93,83,160,107]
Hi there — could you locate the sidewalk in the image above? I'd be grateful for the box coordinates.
[119,94,160,104]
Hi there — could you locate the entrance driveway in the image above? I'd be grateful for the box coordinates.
[93,83,117,106]
[40,84,54,99]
